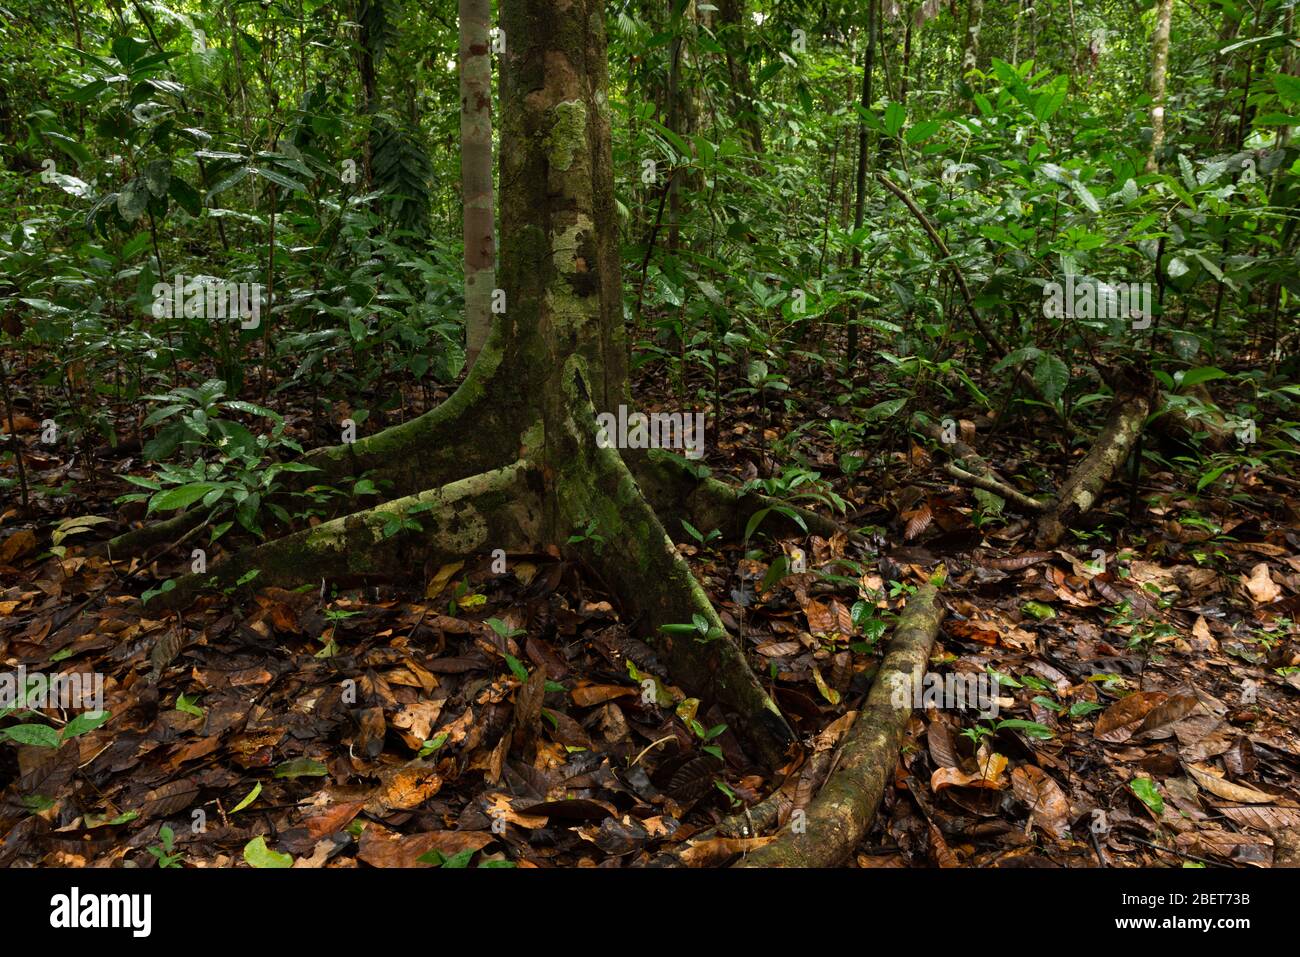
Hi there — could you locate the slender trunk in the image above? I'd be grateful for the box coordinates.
[961,0,983,74]
[460,0,496,368]
[718,0,763,153]
[0,354,29,510]
[846,0,876,370]
[1147,0,1174,173]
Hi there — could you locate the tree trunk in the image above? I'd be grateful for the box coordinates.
[1146,0,1174,173]
[845,0,876,370]
[152,0,796,769]
[460,0,496,368]
[961,0,983,74]
[718,0,764,154]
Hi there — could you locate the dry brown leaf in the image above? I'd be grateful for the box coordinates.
[391,699,445,746]
[1136,694,1200,737]
[678,836,774,867]
[755,640,802,657]
[0,529,37,564]
[366,764,442,813]
[1174,829,1273,866]
[903,501,933,540]
[1011,765,1072,842]
[928,823,961,867]
[932,764,1005,792]
[1184,762,1276,805]
[802,597,835,633]
[356,827,493,867]
[425,561,464,599]
[1094,691,1168,743]
[1216,804,1300,831]
[570,683,635,707]
[1243,562,1281,604]
[300,801,366,841]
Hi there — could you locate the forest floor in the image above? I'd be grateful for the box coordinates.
[1,356,1299,868]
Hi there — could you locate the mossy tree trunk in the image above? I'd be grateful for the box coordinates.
[152,0,795,767]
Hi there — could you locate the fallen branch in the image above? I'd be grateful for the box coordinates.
[1036,387,1151,547]
[943,462,1049,513]
[912,414,1050,513]
[733,582,945,867]
[151,461,544,611]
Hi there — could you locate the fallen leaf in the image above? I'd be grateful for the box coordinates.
[1184,762,1276,804]
[1094,691,1168,744]
[357,827,493,868]
[1243,562,1281,604]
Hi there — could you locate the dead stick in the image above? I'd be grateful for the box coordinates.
[944,462,1050,513]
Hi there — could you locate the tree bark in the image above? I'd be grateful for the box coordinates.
[845,0,876,370]
[1146,0,1174,173]
[718,0,764,154]
[961,0,984,74]
[460,0,496,368]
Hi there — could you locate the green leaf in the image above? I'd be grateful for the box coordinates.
[1021,601,1056,621]
[0,723,61,748]
[1033,353,1069,404]
[995,719,1055,740]
[439,848,476,868]
[1069,179,1100,214]
[116,178,150,223]
[243,835,293,868]
[231,782,262,813]
[273,757,329,779]
[148,482,218,514]
[60,711,110,741]
[883,102,906,137]
[1274,73,1300,106]
[1130,777,1164,815]
[1177,366,1227,390]
[249,166,306,192]
[418,733,449,758]
[1196,465,1231,492]
[904,119,941,144]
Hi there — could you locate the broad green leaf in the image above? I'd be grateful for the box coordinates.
[148,483,218,514]
[243,835,293,868]
[1130,777,1164,815]
[1,723,62,748]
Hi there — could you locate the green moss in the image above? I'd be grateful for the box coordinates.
[546,100,587,172]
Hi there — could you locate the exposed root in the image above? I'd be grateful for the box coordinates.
[558,381,794,767]
[626,447,846,543]
[1036,388,1151,547]
[150,461,544,610]
[733,583,945,867]
[295,329,535,496]
[98,508,208,560]
[645,717,842,866]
